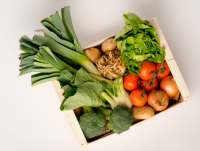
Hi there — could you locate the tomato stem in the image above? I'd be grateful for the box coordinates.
[141,47,165,96]
[156,47,166,74]
[137,80,141,84]
[140,91,145,98]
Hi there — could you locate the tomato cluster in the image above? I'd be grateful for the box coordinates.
[123,60,170,107]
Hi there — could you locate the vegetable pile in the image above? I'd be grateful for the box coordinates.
[18,6,180,140]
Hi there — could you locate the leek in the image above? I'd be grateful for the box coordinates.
[33,35,101,76]
[41,12,72,42]
[35,29,76,50]
[61,6,84,54]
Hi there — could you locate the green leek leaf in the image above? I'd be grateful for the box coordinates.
[20,55,35,67]
[41,20,62,38]
[32,76,58,87]
[31,72,60,85]
[33,35,101,76]
[61,6,84,54]
[50,12,72,42]
[35,29,75,50]
[32,67,59,73]
[19,53,33,60]
[20,43,37,54]
[19,35,39,48]
[19,65,34,76]
[33,62,52,68]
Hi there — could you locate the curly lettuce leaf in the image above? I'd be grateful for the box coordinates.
[115,13,164,75]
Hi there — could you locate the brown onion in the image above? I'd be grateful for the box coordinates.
[148,90,169,111]
[160,76,179,97]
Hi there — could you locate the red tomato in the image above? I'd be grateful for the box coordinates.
[140,78,158,92]
[155,60,170,78]
[130,89,147,107]
[139,61,156,80]
[123,73,139,91]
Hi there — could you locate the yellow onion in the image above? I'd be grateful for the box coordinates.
[160,76,179,97]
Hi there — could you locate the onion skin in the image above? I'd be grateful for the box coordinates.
[160,76,179,97]
[147,90,169,111]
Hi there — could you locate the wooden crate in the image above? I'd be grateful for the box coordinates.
[52,18,192,147]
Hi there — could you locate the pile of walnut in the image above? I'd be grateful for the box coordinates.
[84,38,126,79]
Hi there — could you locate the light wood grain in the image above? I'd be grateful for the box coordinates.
[52,81,88,147]
[148,18,192,102]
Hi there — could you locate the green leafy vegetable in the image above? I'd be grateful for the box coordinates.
[57,69,75,84]
[41,18,62,38]
[19,5,103,88]
[60,82,107,111]
[31,72,60,86]
[115,13,165,75]
[73,68,98,86]
[35,29,76,50]
[18,36,78,85]
[33,35,101,76]
[56,67,109,111]
[41,12,72,42]
[61,6,84,54]
[62,85,76,98]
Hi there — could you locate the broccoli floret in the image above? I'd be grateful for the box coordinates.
[107,105,133,134]
[79,106,106,138]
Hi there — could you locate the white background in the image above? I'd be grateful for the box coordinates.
[0,0,200,151]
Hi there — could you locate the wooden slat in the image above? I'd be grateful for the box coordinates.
[148,18,192,101]
[52,80,88,147]
[83,34,115,50]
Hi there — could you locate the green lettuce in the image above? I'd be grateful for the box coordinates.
[115,13,165,75]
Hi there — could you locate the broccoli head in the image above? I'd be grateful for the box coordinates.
[79,106,106,138]
[107,105,133,134]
